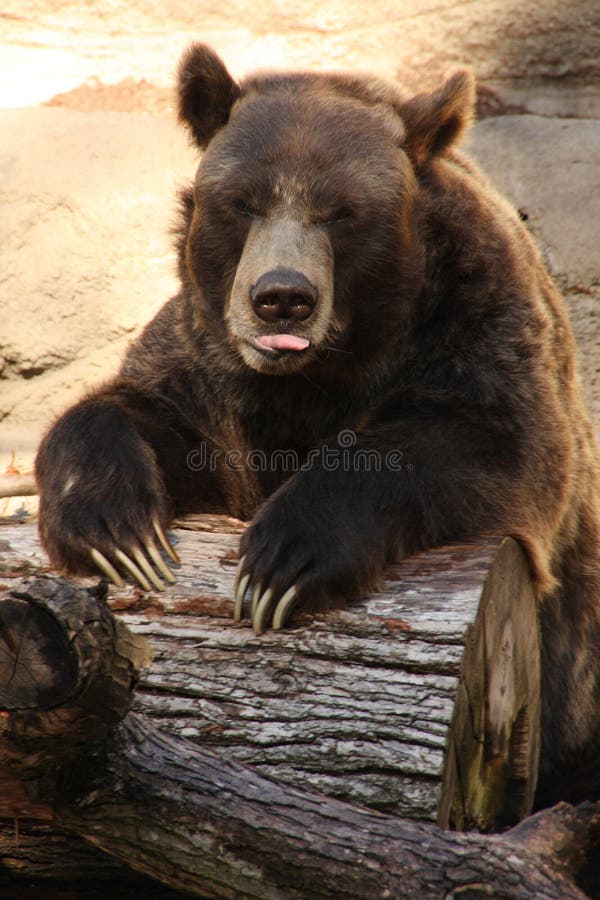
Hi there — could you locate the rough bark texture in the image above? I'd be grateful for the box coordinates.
[54,715,599,900]
[1,707,598,899]
[1,520,538,828]
[0,529,598,897]
[0,576,152,820]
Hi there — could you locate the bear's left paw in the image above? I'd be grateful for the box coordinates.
[233,494,385,635]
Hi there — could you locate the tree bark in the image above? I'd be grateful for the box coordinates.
[0,519,540,831]
[53,715,600,899]
[0,535,597,898]
[0,575,152,820]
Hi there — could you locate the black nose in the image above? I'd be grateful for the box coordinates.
[250,268,318,323]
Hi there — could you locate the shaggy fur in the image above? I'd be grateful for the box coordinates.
[36,43,600,799]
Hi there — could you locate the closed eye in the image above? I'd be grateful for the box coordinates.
[320,206,355,226]
[233,198,260,219]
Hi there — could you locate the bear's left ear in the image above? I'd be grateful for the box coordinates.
[399,70,475,169]
[177,43,241,148]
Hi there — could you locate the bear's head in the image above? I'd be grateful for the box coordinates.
[177,44,475,377]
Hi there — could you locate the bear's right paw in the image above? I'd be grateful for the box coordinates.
[39,482,180,592]
[36,405,180,592]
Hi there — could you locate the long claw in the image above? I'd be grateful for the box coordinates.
[153,518,180,564]
[90,547,125,588]
[233,572,251,621]
[115,548,152,592]
[146,539,176,584]
[253,587,277,636]
[133,547,165,592]
[272,586,298,631]
[250,582,263,618]
[233,555,246,597]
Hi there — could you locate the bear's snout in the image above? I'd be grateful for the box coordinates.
[227,216,335,373]
[251,269,318,323]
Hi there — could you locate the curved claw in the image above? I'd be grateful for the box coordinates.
[253,587,278,636]
[90,547,124,588]
[133,547,165,592]
[153,518,180,564]
[233,555,246,597]
[146,539,176,584]
[115,548,152,592]
[250,582,263,618]
[272,585,298,631]
[234,572,251,621]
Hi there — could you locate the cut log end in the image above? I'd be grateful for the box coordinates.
[0,596,78,710]
[438,537,540,831]
[0,576,153,819]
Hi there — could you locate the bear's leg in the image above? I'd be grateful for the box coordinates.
[234,415,559,634]
[36,394,176,589]
[535,528,600,798]
[35,384,226,589]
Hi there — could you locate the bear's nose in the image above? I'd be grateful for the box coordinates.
[250,269,318,323]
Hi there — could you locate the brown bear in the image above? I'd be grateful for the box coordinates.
[35,43,600,800]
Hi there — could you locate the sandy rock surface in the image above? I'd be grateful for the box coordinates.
[1,108,194,446]
[1,1,599,499]
[468,118,600,430]
[3,0,600,115]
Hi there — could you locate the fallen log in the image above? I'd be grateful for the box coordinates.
[0,518,539,830]
[0,574,597,898]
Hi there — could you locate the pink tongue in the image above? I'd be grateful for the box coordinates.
[256,334,310,352]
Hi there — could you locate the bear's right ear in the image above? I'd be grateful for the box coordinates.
[399,70,475,169]
[177,43,241,149]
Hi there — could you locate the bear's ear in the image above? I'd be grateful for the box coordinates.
[399,70,475,169]
[177,43,241,148]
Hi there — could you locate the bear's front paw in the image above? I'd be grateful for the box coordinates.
[89,517,180,592]
[233,488,386,634]
[36,404,180,592]
[39,481,180,593]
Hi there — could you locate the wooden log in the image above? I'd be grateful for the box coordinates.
[0,474,37,499]
[0,576,152,819]
[47,716,600,899]
[0,560,600,900]
[0,821,195,900]
[6,811,596,900]
[0,517,539,830]
[0,518,539,831]
[0,557,596,898]
[0,575,188,897]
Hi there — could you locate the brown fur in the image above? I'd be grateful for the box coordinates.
[36,43,600,801]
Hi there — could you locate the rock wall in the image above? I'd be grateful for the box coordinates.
[3,0,600,114]
[468,118,600,432]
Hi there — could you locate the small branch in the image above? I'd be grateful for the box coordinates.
[0,474,37,499]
